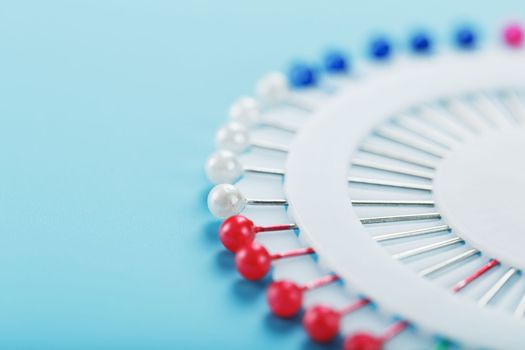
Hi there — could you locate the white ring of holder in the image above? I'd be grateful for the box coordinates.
[285,50,525,349]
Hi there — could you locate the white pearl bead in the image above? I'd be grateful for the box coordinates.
[228,97,261,127]
[207,184,247,218]
[205,150,243,184]
[215,122,250,154]
[256,72,289,105]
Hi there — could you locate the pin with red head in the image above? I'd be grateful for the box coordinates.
[343,321,408,350]
[302,299,370,343]
[235,242,314,281]
[219,215,296,252]
[267,275,339,318]
[343,332,384,350]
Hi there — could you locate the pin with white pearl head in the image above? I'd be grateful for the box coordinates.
[228,96,298,133]
[207,183,438,218]
[214,122,289,154]
[256,72,314,112]
[228,97,261,128]
[207,184,287,218]
[205,150,285,184]
[214,122,250,154]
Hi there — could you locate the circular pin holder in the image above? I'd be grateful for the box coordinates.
[206,23,525,349]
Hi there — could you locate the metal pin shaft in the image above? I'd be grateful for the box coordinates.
[352,200,434,207]
[348,177,432,191]
[243,166,285,176]
[392,237,463,260]
[418,249,479,277]
[250,140,289,153]
[360,212,441,225]
[478,267,519,307]
[352,158,434,180]
[374,225,450,242]
[359,144,436,170]
[375,128,444,158]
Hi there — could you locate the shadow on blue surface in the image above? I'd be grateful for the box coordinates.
[200,183,213,204]
[263,311,303,334]
[214,249,236,271]
[231,277,271,304]
[300,336,343,350]
[203,219,222,245]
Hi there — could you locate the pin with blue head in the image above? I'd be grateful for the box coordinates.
[410,31,433,54]
[369,36,392,61]
[454,25,477,49]
[287,62,317,88]
[323,50,349,74]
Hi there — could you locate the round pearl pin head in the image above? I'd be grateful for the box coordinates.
[256,72,290,105]
[215,122,250,154]
[207,184,247,218]
[228,97,261,127]
[205,150,243,184]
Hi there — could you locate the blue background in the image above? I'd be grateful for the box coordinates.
[0,1,523,349]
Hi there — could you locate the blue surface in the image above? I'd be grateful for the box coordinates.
[0,1,523,349]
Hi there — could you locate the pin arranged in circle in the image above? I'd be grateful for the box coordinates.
[267,275,339,318]
[205,150,243,184]
[227,96,299,132]
[235,243,315,281]
[228,97,261,128]
[219,215,296,252]
[256,72,315,111]
[207,184,249,218]
[343,332,384,350]
[288,62,318,88]
[207,184,287,218]
[215,122,289,154]
[303,299,371,342]
[454,25,477,49]
[409,30,432,54]
[369,36,392,60]
[205,150,285,184]
[502,22,523,48]
[214,122,250,154]
[323,50,349,73]
[207,183,437,218]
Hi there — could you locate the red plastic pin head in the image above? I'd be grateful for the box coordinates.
[343,332,383,350]
[235,242,271,280]
[302,304,341,343]
[503,23,523,48]
[267,280,303,318]
[219,215,256,252]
